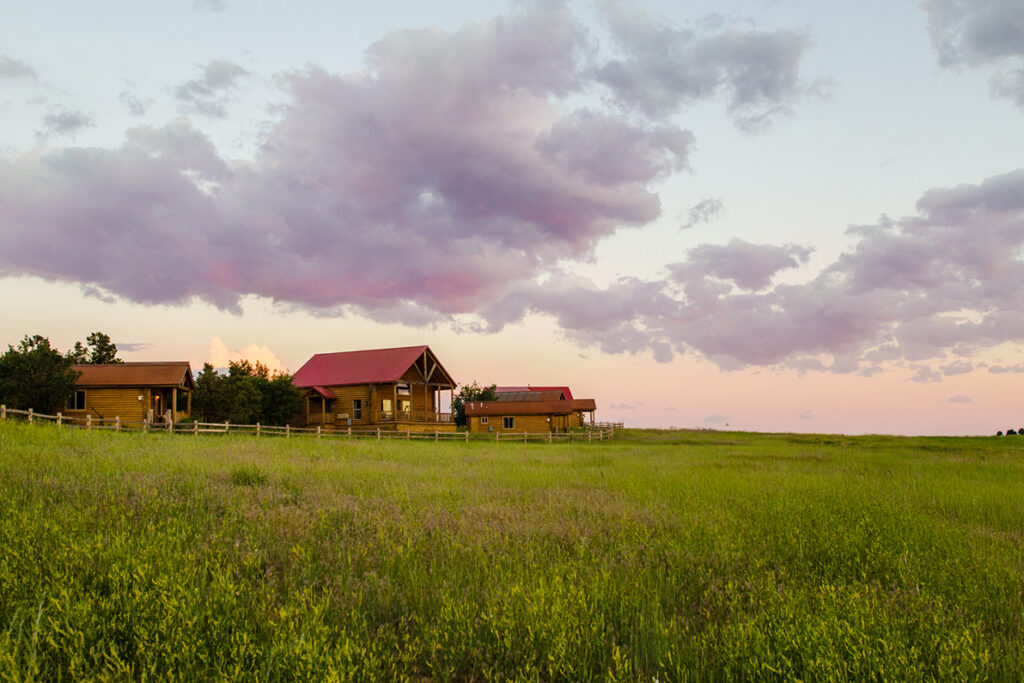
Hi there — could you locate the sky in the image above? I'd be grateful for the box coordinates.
[1,0,1023,435]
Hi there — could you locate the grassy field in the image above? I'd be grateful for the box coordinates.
[1,422,1022,681]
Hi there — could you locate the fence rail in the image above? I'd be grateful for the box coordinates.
[0,405,616,443]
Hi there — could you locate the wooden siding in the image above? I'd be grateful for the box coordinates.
[468,413,552,434]
[303,382,447,427]
[63,386,192,423]
[63,387,149,422]
[467,409,591,433]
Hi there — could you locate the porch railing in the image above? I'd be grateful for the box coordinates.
[378,410,453,424]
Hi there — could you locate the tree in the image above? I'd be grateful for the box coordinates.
[0,335,81,412]
[193,363,229,422]
[452,381,497,427]
[192,360,303,425]
[260,372,304,426]
[66,331,122,364]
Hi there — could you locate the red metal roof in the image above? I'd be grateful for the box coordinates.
[306,386,337,400]
[495,385,574,400]
[292,345,455,388]
[465,398,596,416]
[73,362,194,389]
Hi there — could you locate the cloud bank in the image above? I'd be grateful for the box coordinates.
[482,168,1024,371]
[0,3,809,317]
[6,1,1020,377]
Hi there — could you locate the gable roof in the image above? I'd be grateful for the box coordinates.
[465,398,596,416]
[496,385,575,400]
[73,362,194,390]
[292,345,455,388]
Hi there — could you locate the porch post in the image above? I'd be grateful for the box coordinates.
[321,397,326,426]
[187,390,192,417]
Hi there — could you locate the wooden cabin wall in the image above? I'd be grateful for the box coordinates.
[65,387,148,422]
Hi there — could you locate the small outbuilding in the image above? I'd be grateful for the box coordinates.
[65,362,195,424]
[464,398,597,434]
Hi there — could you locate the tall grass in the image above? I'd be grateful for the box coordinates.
[0,422,1022,680]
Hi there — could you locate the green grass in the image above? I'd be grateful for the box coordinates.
[1,422,1022,681]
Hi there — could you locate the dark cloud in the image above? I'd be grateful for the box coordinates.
[941,360,974,375]
[989,364,1024,373]
[174,60,248,117]
[39,110,95,138]
[0,55,36,80]
[922,0,1024,105]
[117,342,154,352]
[595,0,815,129]
[681,197,723,229]
[119,88,148,116]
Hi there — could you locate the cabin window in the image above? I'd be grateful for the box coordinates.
[65,390,86,411]
[381,399,392,413]
[353,399,362,420]
[397,382,410,396]
[398,399,411,413]
[502,416,515,430]
[480,417,488,424]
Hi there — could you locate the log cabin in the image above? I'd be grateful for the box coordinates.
[465,398,597,434]
[292,345,457,432]
[64,362,195,424]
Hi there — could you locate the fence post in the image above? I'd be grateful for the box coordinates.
[496,431,499,442]
[256,423,261,437]
[465,430,468,443]
[435,431,438,442]
[116,416,121,432]
[225,421,230,434]
[407,429,411,440]
[143,418,148,433]
[570,432,574,442]
[588,430,592,443]
[28,408,33,424]
[286,425,290,438]
[86,414,92,430]
[167,411,172,432]
[347,426,352,439]
[194,420,199,436]
[549,432,552,444]
[57,412,62,427]
[1,404,5,421]
[377,428,380,441]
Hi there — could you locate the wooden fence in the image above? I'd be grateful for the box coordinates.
[0,405,617,443]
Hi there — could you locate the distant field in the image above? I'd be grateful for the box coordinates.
[1,423,1022,680]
